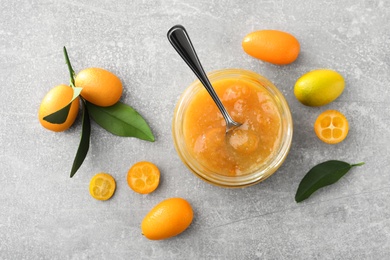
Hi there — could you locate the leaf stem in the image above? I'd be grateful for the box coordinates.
[63,46,76,87]
[351,162,365,167]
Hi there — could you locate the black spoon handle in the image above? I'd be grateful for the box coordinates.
[167,25,239,128]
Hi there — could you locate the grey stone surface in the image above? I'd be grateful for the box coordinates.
[1,0,389,259]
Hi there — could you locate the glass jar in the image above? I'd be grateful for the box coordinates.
[172,69,293,188]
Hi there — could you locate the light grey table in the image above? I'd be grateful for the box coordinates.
[1,0,389,259]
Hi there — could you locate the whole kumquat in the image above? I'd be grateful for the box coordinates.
[38,84,80,132]
[141,198,193,240]
[75,67,123,107]
[242,30,300,65]
[294,69,345,107]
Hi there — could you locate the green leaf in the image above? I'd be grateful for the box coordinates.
[70,101,91,178]
[85,101,155,142]
[63,46,76,87]
[295,160,364,203]
[43,87,82,124]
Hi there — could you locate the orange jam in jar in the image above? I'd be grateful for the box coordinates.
[172,69,293,187]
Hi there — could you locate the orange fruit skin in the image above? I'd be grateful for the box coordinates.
[127,161,160,194]
[75,68,123,107]
[38,84,80,132]
[141,198,193,240]
[294,69,345,107]
[314,110,349,144]
[242,30,300,65]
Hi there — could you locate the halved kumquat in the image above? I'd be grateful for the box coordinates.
[314,110,349,144]
[89,173,116,200]
[127,161,160,194]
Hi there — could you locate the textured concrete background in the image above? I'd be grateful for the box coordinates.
[1,0,389,259]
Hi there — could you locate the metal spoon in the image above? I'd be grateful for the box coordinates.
[167,25,242,133]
